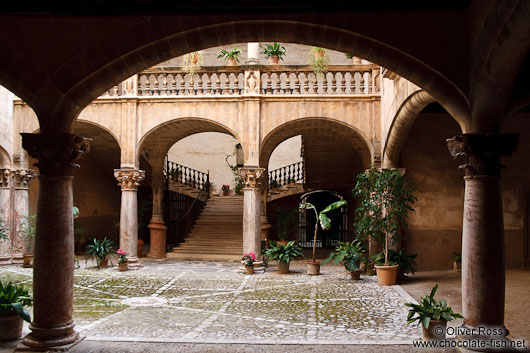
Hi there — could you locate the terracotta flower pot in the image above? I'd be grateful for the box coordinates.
[276,240,289,246]
[22,254,33,268]
[99,258,109,269]
[277,262,290,274]
[307,261,320,275]
[422,319,447,341]
[227,58,238,66]
[453,261,461,272]
[350,270,362,280]
[375,264,399,285]
[352,56,362,65]
[119,262,128,272]
[269,55,279,65]
[245,265,255,275]
[0,315,23,340]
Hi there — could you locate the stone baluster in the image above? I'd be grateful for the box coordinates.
[264,73,272,95]
[359,71,366,94]
[159,74,167,95]
[214,73,221,95]
[447,133,518,339]
[300,72,309,94]
[114,168,145,267]
[239,167,265,257]
[176,74,185,95]
[331,72,338,94]
[321,72,328,94]
[203,73,212,95]
[19,133,90,351]
[293,73,301,94]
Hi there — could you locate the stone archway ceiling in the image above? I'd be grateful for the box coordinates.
[139,119,236,168]
[73,121,121,171]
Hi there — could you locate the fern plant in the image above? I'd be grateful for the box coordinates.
[264,241,304,264]
[0,280,33,322]
[85,237,114,268]
[322,239,366,272]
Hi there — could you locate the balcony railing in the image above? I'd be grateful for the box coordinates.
[268,161,305,189]
[101,64,381,98]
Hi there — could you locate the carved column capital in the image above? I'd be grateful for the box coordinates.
[0,169,12,188]
[239,167,265,189]
[114,169,145,191]
[447,134,519,177]
[21,133,91,176]
[14,169,37,189]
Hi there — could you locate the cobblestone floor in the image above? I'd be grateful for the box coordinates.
[0,259,422,346]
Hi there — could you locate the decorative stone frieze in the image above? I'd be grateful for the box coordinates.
[0,169,11,188]
[446,134,519,177]
[239,167,265,189]
[13,169,36,189]
[114,169,145,190]
[21,133,91,176]
[244,70,260,95]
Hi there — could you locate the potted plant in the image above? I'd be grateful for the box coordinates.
[264,240,304,274]
[353,166,418,285]
[217,47,242,66]
[269,179,279,188]
[271,206,298,245]
[322,239,366,280]
[241,252,257,275]
[221,184,230,196]
[405,284,463,340]
[299,200,347,275]
[260,42,286,64]
[20,215,36,268]
[453,252,461,271]
[85,237,114,269]
[117,248,128,271]
[391,249,417,281]
[0,280,33,340]
[182,51,203,81]
[309,47,329,78]
[344,53,362,64]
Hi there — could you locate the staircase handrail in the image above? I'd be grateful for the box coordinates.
[268,160,305,189]
[165,156,210,194]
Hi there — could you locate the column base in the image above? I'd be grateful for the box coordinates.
[0,255,12,265]
[147,218,167,259]
[12,253,23,264]
[455,325,511,352]
[127,256,143,270]
[16,322,82,352]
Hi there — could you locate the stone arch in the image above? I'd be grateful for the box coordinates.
[382,90,436,168]
[260,117,373,170]
[0,145,11,169]
[75,120,122,152]
[138,117,245,169]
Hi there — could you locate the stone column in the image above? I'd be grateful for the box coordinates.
[0,169,12,264]
[18,133,90,351]
[447,133,518,335]
[239,167,264,257]
[12,169,36,263]
[114,168,145,265]
[147,173,167,258]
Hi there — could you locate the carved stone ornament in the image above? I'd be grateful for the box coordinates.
[446,134,519,177]
[21,133,91,176]
[0,169,11,188]
[14,169,36,188]
[244,70,260,95]
[114,169,145,191]
[239,167,265,189]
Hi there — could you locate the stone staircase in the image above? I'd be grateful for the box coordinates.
[267,181,310,201]
[168,196,243,261]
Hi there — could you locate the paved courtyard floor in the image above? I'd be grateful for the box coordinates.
[5,258,529,352]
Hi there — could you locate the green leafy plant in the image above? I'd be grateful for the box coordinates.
[21,215,36,254]
[0,280,33,322]
[260,42,287,60]
[392,248,417,275]
[271,206,298,241]
[182,51,203,78]
[453,252,462,264]
[264,240,304,264]
[217,47,242,63]
[85,237,114,268]
[322,238,366,272]
[344,53,353,59]
[0,217,8,240]
[225,149,244,195]
[405,284,463,329]
[299,200,347,263]
[269,179,279,188]
[309,47,329,78]
[352,166,418,266]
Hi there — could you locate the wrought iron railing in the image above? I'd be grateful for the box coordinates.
[165,157,210,194]
[268,161,304,189]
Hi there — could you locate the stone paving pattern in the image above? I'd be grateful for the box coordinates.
[0,260,422,345]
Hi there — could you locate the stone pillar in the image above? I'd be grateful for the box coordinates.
[447,133,518,335]
[239,167,264,257]
[18,133,90,351]
[147,173,167,259]
[13,169,36,263]
[114,168,145,265]
[0,169,12,264]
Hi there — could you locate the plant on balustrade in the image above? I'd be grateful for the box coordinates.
[309,47,329,78]
[260,42,286,64]
[182,51,203,81]
[217,47,242,66]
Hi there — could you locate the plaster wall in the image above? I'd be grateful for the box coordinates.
[268,136,302,171]
[0,85,14,166]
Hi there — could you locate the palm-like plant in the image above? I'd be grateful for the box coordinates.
[299,200,347,263]
[264,240,304,264]
[0,280,33,322]
[217,47,242,63]
[322,239,366,272]
[405,284,463,329]
[85,237,114,268]
[260,42,287,60]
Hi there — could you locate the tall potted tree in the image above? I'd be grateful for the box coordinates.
[299,200,347,275]
[352,166,417,285]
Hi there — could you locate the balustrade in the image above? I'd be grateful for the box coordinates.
[268,161,305,189]
[165,157,210,193]
[100,65,380,98]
